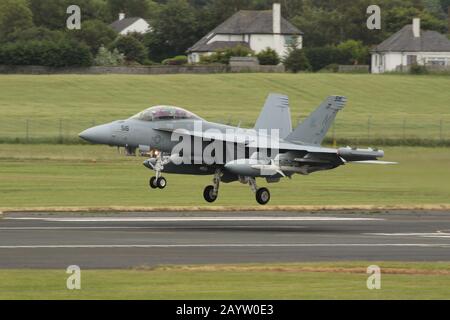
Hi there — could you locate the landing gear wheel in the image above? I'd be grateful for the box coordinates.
[149,177,158,189]
[157,177,167,189]
[203,185,218,203]
[256,187,270,205]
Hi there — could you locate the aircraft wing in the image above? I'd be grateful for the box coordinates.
[154,127,339,155]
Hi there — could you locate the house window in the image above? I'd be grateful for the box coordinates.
[407,55,417,65]
[284,36,297,47]
[426,57,447,66]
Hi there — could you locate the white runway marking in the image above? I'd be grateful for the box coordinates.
[0,243,449,249]
[0,226,307,230]
[367,232,450,239]
[4,216,383,222]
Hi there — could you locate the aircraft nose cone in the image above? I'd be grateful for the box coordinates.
[79,124,111,144]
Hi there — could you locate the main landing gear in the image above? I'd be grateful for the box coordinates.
[248,177,271,205]
[202,174,271,205]
[149,176,167,189]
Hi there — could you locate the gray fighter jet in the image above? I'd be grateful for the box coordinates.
[79,94,395,205]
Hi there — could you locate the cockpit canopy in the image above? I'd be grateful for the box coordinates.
[130,106,202,122]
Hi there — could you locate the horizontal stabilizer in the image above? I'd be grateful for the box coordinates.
[287,96,346,146]
[254,93,292,139]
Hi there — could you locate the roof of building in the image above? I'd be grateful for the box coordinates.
[109,17,146,33]
[188,9,302,53]
[212,10,301,35]
[372,25,450,52]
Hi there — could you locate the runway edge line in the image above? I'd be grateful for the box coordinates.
[1,204,450,214]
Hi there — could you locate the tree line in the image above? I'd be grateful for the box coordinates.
[0,0,449,70]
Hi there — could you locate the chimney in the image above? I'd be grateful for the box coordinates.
[413,18,421,38]
[273,3,281,34]
[119,13,125,21]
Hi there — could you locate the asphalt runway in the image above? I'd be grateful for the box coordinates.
[1,211,450,268]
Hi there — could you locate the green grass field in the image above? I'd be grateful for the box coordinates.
[0,74,449,143]
[1,262,450,299]
[0,144,449,208]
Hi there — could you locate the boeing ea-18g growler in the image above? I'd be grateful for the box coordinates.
[79,94,395,205]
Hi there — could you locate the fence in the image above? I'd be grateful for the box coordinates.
[0,116,448,146]
[0,64,284,75]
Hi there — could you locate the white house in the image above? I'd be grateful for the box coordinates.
[109,13,151,35]
[187,3,303,64]
[371,18,450,73]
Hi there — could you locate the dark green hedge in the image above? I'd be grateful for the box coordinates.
[0,39,93,67]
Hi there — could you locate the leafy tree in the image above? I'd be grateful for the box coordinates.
[440,0,450,12]
[107,0,159,20]
[29,0,111,29]
[28,0,67,30]
[337,40,369,65]
[4,27,66,43]
[71,19,117,54]
[144,0,198,62]
[112,35,148,63]
[256,48,280,65]
[0,0,33,40]
[283,48,311,73]
[385,6,447,34]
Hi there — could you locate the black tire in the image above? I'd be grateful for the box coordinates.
[203,185,217,203]
[157,177,167,189]
[149,177,158,189]
[256,187,270,205]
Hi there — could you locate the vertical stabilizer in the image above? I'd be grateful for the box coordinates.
[286,96,346,145]
[254,93,292,139]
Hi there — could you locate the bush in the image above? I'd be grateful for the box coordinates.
[318,63,340,73]
[304,46,351,72]
[205,45,254,65]
[0,39,93,67]
[283,48,311,73]
[337,40,370,65]
[112,35,148,64]
[94,46,125,66]
[256,48,280,65]
[410,64,428,75]
[162,55,188,65]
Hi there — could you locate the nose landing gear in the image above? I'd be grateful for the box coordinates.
[203,169,221,203]
[147,152,169,190]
